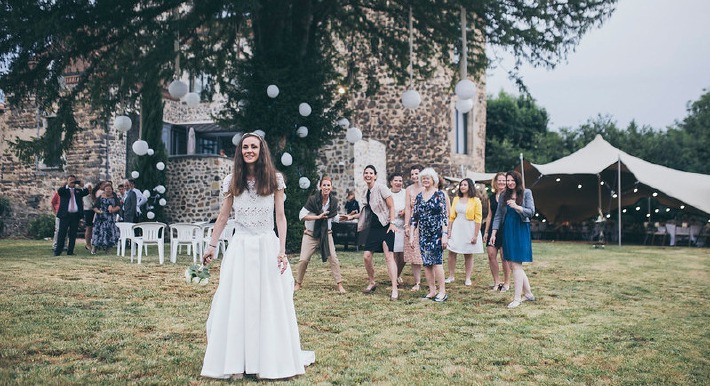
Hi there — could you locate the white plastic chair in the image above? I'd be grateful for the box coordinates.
[115,222,136,257]
[131,222,167,264]
[169,223,201,263]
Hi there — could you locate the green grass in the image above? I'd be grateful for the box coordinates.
[0,240,708,385]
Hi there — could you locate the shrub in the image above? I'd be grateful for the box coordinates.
[28,214,56,240]
[0,196,11,236]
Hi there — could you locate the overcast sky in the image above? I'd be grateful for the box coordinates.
[485,0,710,130]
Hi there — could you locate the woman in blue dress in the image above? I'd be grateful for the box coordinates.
[91,183,120,254]
[489,171,536,309]
[410,168,449,302]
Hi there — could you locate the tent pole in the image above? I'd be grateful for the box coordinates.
[618,156,622,246]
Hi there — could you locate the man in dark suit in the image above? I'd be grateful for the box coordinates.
[54,175,89,256]
[122,179,138,223]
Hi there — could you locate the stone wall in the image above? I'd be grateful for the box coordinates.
[163,155,233,224]
[318,66,486,203]
[0,103,127,237]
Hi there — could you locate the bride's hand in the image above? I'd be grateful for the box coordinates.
[202,246,215,265]
[277,253,288,274]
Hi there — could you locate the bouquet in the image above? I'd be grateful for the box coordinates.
[184,264,210,285]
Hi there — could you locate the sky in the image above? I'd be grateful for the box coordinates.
[485,0,710,130]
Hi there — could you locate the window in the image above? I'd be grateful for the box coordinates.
[455,110,468,154]
[37,116,64,169]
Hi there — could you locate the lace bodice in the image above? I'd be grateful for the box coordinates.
[222,173,286,234]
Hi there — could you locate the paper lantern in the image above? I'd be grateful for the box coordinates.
[456,98,474,113]
[267,84,279,98]
[455,79,476,100]
[146,211,155,220]
[131,171,139,179]
[232,133,243,145]
[184,92,200,107]
[298,103,312,117]
[154,185,166,194]
[296,126,308,138]
[114,115,132,133]
[159,198,167,206]
[253,129,266,138]
[337,118,350,129]
[132,140,149,156]
[142,190,151,198]
[168,79,188,99]
[281,152,293,166]
[147,148,154,156]
[401,89,421,110]
[346,127,363,144]
[298,177,311,190]
[156,162,165,171]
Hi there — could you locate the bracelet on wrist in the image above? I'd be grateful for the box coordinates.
[209,244,217,248]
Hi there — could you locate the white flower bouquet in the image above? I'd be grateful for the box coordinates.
[184,264,210,285]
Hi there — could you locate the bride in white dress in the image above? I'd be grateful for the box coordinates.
[200,133,314,380]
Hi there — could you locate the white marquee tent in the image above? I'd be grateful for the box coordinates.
[519,135,710,244]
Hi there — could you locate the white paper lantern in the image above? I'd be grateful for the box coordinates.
[232,133,243,145]
[296,126,308,138]
[131,140,149,156]
[184,92,200,107]
[146,211,155,220]
[267,84,279,98]
[156,162,165,171]
[281,152,293,166]
[147,148,154,156]
[298,103,312,117]
[298,177,311,190]
[455,79,476,100]
[401,89,421,110]
[142,190,151,199]
[456,98,474,113]
[154,185,166,194]
[131,170,139,179]
[337,118,350,129]
[168,79,188,99]
[114,115,132,133]
[253,129,266,138]
[159,198,167,206]
[346,127,363,144]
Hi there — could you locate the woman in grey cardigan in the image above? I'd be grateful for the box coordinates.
[489,171,536,309]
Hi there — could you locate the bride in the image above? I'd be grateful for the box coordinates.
[200,132,314,380]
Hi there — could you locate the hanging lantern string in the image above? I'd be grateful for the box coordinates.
[460,6,468,80]
[408,5,414,88]
[174,39,180,79]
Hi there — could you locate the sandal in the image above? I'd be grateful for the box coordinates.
[362,283,377,294]
[410,283,420,292]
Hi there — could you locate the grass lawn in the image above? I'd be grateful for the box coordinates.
[0,239,708,385]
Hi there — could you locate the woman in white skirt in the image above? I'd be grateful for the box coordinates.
[445,178,484,286]
[200,133,314,380]
[389,173,407,284]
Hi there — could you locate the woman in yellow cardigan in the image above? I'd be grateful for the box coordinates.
[445,178,484,285]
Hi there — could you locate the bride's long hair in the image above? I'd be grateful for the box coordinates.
[228,133,279,197]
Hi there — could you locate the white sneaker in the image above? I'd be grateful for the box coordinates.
[464,279,472,286]
[444,277,455,284]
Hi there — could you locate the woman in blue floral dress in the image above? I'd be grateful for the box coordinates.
[91,184,121,254]
[410,168,450,302]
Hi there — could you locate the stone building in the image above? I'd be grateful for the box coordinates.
[0,58,485,238]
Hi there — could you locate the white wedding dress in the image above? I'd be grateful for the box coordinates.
[201,174,315,380]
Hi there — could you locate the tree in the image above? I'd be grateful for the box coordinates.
[485,90,551,171]
[1,0,618,249]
